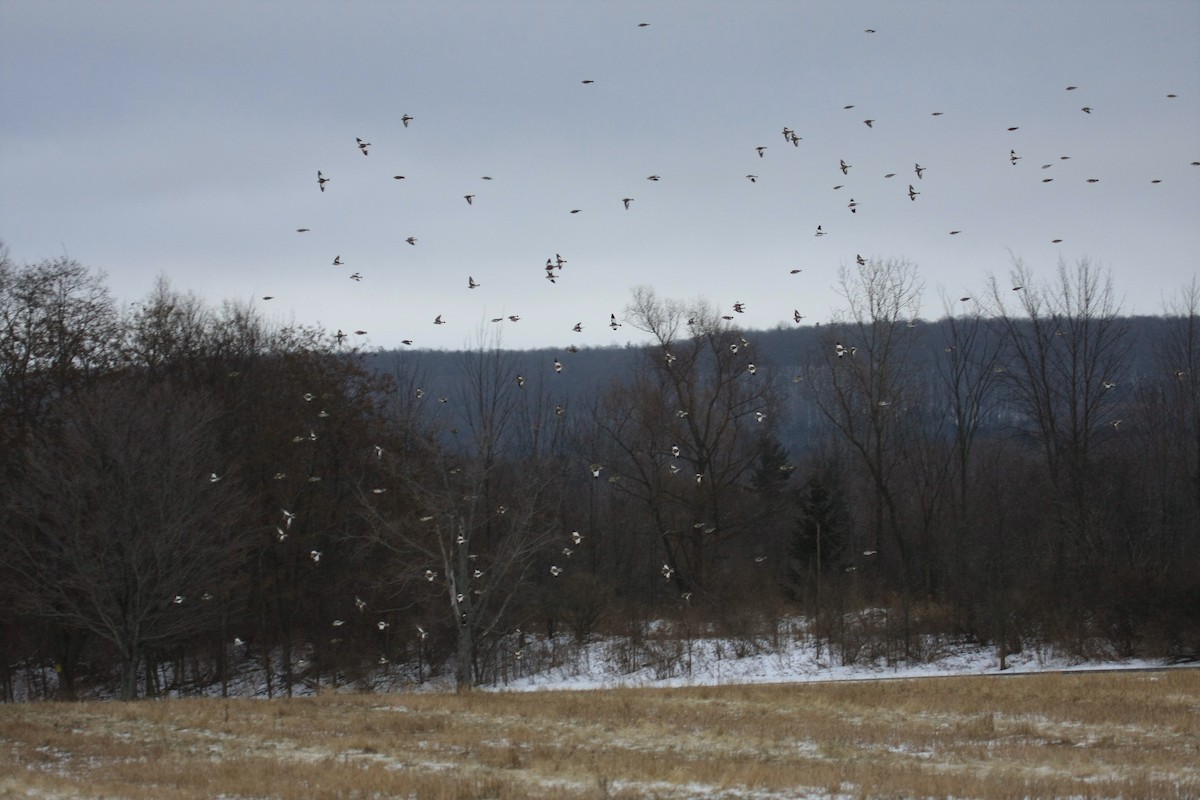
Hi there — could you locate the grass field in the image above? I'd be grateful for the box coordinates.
[1,670,1196,799]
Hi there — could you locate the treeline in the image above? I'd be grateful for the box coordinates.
[1,247,1197,700]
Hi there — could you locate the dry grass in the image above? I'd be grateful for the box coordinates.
[1,670,1197,799]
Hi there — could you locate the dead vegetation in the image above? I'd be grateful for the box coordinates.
[1,670,1197,799]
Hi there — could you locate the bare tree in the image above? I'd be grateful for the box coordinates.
[4,379,251,699]
[592,287,783,600]
[0,249,121,463]
[932,290,1007,606]
[803,259,924,574]
[1124,280,1200,654]
[121,276,214,378]
[988,257,1131,570]
[362,330,564,690]
[0,248,125,695]
[937,291,1006,514]
[799,258,928,656]
[1155,279,1200,541]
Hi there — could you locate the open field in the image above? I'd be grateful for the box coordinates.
[1,670,1197,799]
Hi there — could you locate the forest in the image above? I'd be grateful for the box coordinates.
[1,246,1197,700]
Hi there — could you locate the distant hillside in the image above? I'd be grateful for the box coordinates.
[364,314,1171,459]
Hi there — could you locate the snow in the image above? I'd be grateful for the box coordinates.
[487,627,1182,694]
[9,618,1188,701]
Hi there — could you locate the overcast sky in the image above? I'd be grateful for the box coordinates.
[2,0,1198,351]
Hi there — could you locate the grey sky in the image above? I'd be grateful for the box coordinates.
[2,0,1197,351]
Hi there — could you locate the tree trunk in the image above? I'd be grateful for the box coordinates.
[119,645,139,701]
[455,623,475,692]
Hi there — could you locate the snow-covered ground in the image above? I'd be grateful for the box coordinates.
[488,629,1186,693]
[11,620,1190,701]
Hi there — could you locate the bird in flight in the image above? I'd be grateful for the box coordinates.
[401,114,413,127]
[356,137,370,155]
[468,276,479,289]
[914,163,925,179]
[756,146,767,157]
[622,197,633,209]
[317,171,329,191]
[908,184,920,201]
[840,159,851,174]
[434,314,445,325]
[406,237,417,245]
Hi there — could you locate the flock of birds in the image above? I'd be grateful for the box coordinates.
[195,370,749,654]
[280,22,1195,353]
[196,19,1196,659]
